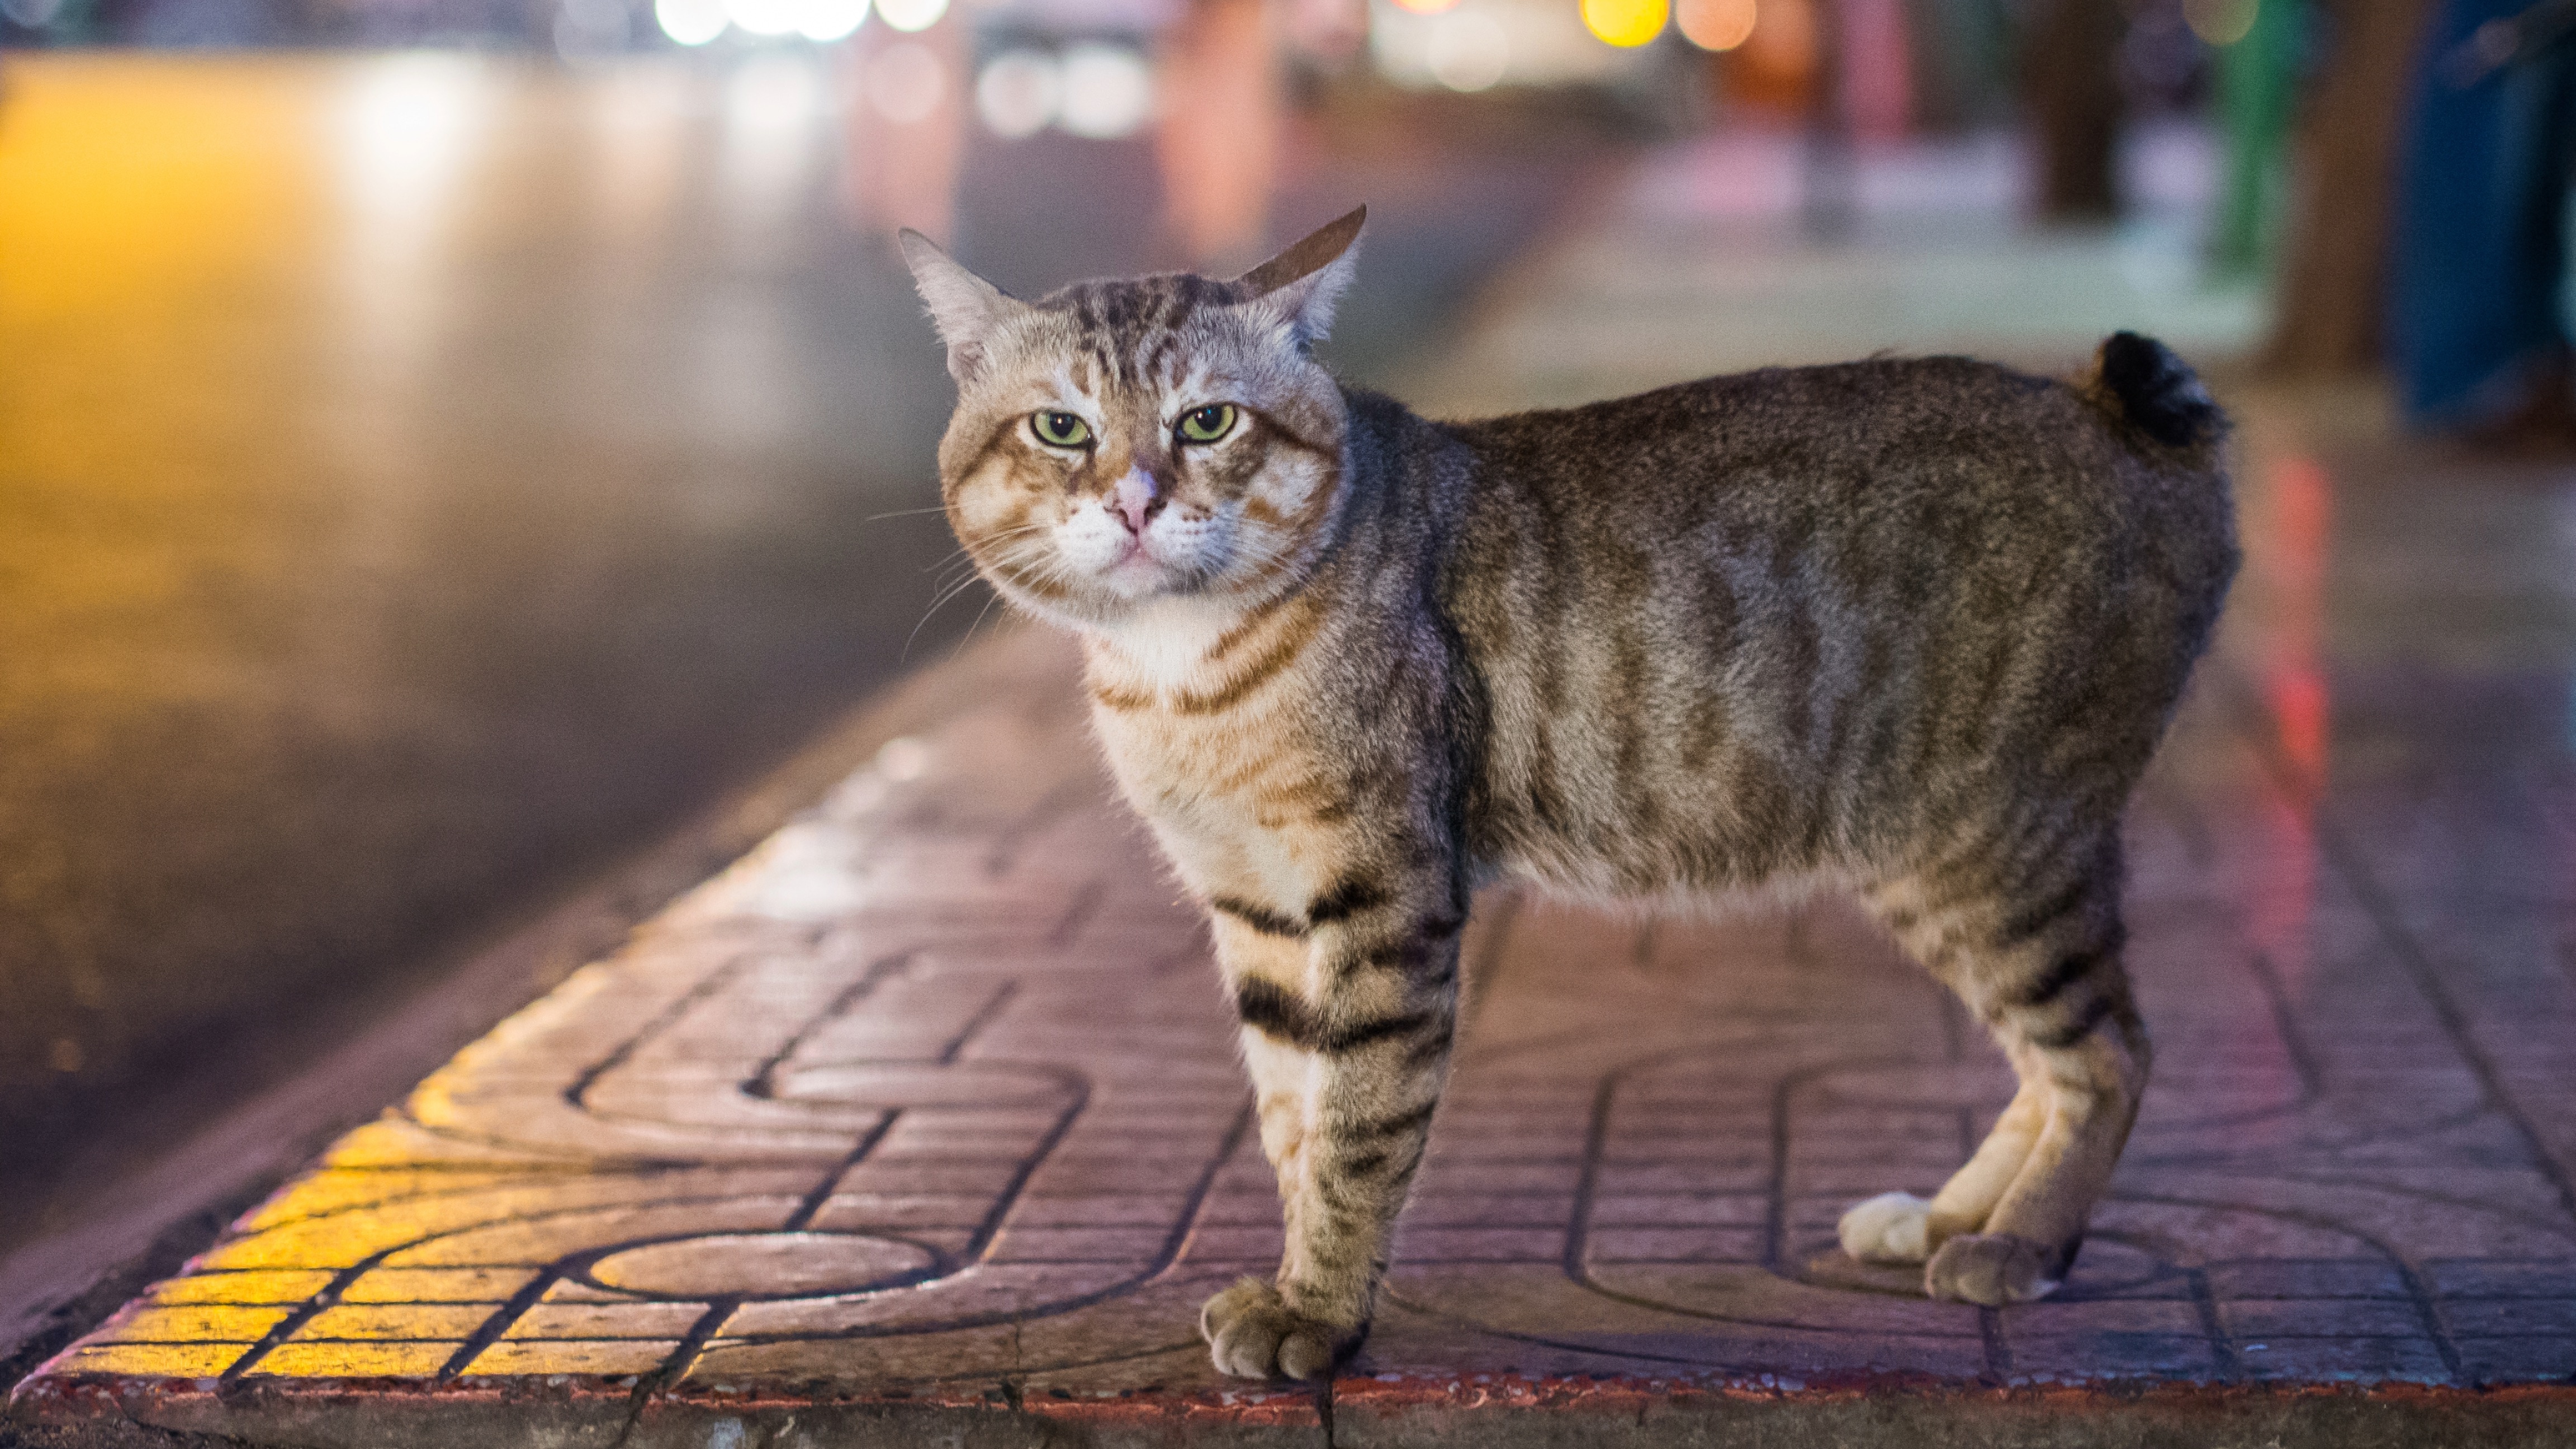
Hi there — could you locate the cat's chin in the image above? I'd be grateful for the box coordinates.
[1083,553,1250,611]
[1008,577,1217,636]
[1101,553,1178,597]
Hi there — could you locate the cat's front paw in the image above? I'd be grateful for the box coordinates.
[1924,1233,2062,1305]
[1200,1278,1360,1380]
[1838,1191,1934,1263]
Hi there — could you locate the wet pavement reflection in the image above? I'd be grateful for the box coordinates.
[0,52,1600,1220]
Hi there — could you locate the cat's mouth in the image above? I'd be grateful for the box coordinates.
[1101,544,1182,596]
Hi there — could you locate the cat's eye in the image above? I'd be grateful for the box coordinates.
[1031,411,1092,448]
[1177,404,1237,444]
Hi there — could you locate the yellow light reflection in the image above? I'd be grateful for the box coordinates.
[1582,0,1667,47]
[0,58,321,323]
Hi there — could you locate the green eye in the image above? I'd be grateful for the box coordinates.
[1032,411,1091,447]
[1177,404,1237,443]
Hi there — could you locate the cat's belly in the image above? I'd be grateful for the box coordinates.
[1490,850,1852,918]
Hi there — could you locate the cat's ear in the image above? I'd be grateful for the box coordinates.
[1234,206,1366,349]
[898,230,1026,382]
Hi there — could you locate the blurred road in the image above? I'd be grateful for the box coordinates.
[0,52,1603,1228]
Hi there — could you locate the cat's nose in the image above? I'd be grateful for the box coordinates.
[1111,468,1161,536]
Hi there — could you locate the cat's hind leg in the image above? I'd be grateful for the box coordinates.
[1852,840,2149,1304]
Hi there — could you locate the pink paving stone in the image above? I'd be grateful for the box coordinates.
[15,447,2576,1445]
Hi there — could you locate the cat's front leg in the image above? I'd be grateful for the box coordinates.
[1199,876,1465,1380]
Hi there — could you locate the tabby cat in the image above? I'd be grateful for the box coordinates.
[900,209,2236,1380]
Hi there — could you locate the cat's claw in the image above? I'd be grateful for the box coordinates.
[1200,1278,1356,1380]
[1838,1191,1934,1264]
[1924,1233,2061,1305]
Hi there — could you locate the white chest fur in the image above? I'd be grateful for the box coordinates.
[1087,595,1249,694]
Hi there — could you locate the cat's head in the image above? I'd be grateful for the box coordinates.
[899,209,1364,631]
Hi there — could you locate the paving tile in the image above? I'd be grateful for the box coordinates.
[2441,1299,2576,1337]
[291,1304,498,1341]
[144,1271,337,1306]
[88,1305,295,1343]
[2233,1337,2456,1384]
[2431,1261,2576,1298]
[1585,1228,1769,1262]
[250,1342,466,1377]
[2223,1298,2431,1338]
[2004,1334,2223,1381]
[500,1303,712,1339]
[339,1267,541,1304]
[2455,1336,2576,1383]
[39,1344,251,1378]
[463,1340,680,1377]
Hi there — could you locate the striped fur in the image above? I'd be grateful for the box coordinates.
[904,215,2237,1377]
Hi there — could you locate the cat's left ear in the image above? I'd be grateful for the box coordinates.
[898,230,1029,382]
[1234,206,1366,349]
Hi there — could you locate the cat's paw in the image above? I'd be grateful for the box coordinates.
[1200,1278,1357,1380]
[1844,1191,1937,1258]
[1924,1233,2061,1305]
[1838,1191,1934,1263]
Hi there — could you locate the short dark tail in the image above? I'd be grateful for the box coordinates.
[2089,332,2226,451]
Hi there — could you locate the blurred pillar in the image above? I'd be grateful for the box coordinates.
[840,15,969,242]
[1903,0,1992,131]
[2210,0,2300,276]
[1729,0,1823,116]
[1157,0,1283,271]
[1802,0,1858,238]
[2262,0,2437,372]
[2021,0,2124,220]
[1841,0,1914,138]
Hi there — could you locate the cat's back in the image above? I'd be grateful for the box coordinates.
[1444,352,2233,622]
[1459,354,2208,523]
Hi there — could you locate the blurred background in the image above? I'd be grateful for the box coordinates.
[0,0,2563,1255]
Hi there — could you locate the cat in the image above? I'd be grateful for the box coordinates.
[899,207,2236,1381]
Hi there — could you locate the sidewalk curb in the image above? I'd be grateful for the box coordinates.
[11,1366,2576,1447]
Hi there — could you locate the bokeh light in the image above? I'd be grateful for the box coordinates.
[1581,0,1666,46]
[975,51,1062,139]
[1675,0,1754,49]
[1390,0,1459,16]
[336,54,487,252]
[795,0,868,41]
[1426,11,1509,90]
[873,0,945,32]
[865,41,946,122]
[1058,44,1153,139]
[727,0,802,37]
[655,0,727,44]
[2183,0,2256,44]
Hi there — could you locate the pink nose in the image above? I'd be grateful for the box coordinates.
[1112,470,1159,536]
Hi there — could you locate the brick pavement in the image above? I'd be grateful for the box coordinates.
[15,139,2576,1446]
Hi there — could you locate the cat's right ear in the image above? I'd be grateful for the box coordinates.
[1234,205,1366,349]
[898,230,1025,382]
